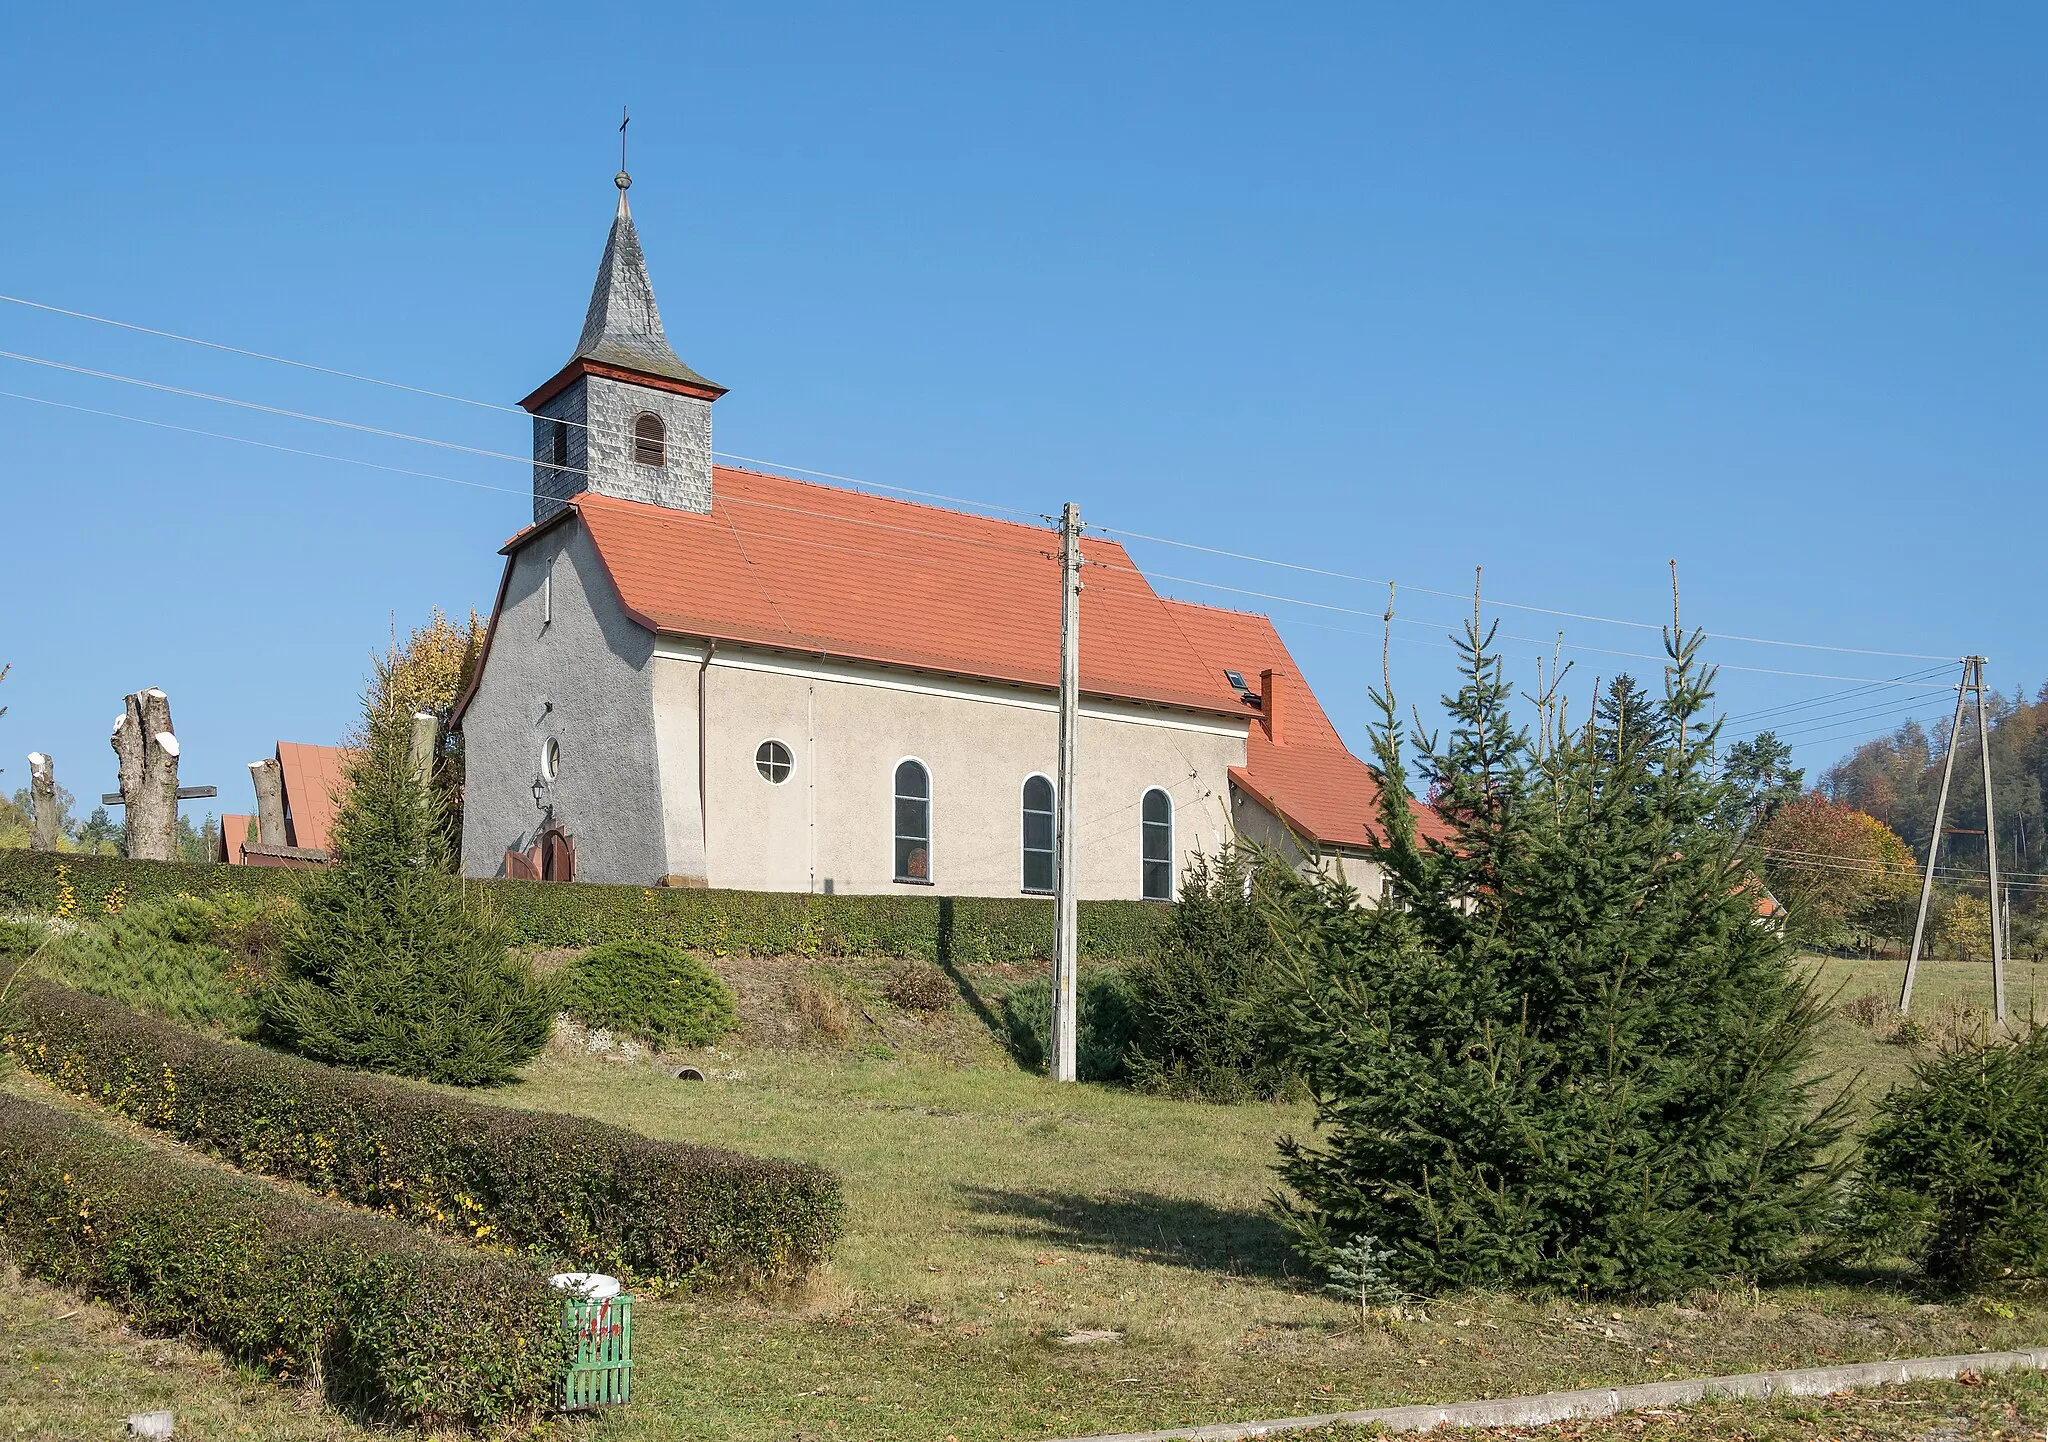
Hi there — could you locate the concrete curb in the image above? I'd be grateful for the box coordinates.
[1051,1344,2048,1442]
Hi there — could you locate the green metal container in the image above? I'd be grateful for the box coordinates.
[562,1293,633,1409]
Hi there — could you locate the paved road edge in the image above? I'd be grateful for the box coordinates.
[1051,1344,2048,1442]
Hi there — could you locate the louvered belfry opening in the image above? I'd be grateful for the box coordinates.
[632,412,666,467]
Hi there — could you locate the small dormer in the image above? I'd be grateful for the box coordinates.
[521,170,726,522]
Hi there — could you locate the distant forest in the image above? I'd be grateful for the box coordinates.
[1820,683,2047,913]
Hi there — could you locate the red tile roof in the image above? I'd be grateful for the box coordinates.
[217,814,252,865]
[276,742,350,853]
[1162,599,1454,852]
[553,469,1245,717]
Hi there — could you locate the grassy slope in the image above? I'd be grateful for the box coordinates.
[508,955,2044,1440]
[3,953,2044,1441]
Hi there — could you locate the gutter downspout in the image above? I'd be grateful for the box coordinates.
[698,640,717,882]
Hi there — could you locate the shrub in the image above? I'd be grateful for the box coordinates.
[1269,620,1844,1299]
[1124,845,1299,1102]
[4,979,843,1289]
[0,1090,570,1428]
[0,848,1170,962]
[1002,969,1136,1083]
[1848,1026,2048,1287]
[18,892,284,1038]
[558,939,736,1048]
[884,960,956,1013]
[259,706,553,1086]
[790,973,857,1045]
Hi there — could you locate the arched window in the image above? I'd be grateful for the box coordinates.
[633,411,667,467]
[1021,774,1056,894]
[894,759,931,883]
[1141,788,1174,900]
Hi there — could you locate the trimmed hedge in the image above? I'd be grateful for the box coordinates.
[0,847,1169,960]
[0,1090,570,1428]
[4,979,842,1288]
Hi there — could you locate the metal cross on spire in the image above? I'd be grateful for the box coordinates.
[616,106,631,192]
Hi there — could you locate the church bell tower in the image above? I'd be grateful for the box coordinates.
[520,167,726,522]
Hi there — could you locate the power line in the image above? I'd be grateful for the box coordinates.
[0,308,1977,674]
[1722,667,1953,725]
[0,292,527,415]
[1761,847,2048,891]
[0,382,1966,762]
[1094,522,1957,662]
[1099,559,1963,686]
[0,389,528,498]
[0,293,1041,521]
[1726,696,1959,744]
[0,347,578,474]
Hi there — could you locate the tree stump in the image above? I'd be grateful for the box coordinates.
[248,757,287,846]
[27,752,58,852]
[409,711,441,793]
[112,688,180,861]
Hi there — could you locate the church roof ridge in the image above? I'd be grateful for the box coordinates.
[571,180,721,391]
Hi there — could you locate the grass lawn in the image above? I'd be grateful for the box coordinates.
[3,952,2043,1441]
[0,1264,360,1441]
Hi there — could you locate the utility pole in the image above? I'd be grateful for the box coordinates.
[1901,661,1970,1015]
[1899,656,2005,1020]
[1050,502,1083,1083]
[1971,660,2007,1022]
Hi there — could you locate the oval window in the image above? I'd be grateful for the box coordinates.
[540,735,561,781]
[756,739,793,784]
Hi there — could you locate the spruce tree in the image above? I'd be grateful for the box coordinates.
[1124,844,1300,1101]
[1270,612,1844,1298]
[259,705,552,1086]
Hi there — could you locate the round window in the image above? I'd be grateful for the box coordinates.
[755,739,793,784]
[540,736,561,781]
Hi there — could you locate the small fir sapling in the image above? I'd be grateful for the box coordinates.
[1319,1233,1413,1330]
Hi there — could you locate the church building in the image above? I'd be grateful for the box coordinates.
[454,172,1434,898]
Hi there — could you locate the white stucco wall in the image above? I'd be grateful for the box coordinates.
[650,640,1245,900]
[1230,785,1389,901]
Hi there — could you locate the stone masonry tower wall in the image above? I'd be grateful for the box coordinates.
[532,376,713,522]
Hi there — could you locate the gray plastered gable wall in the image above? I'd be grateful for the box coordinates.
[458,514,673,882]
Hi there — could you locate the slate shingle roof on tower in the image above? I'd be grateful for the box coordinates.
[570,186,724,393]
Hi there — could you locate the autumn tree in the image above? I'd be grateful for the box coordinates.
[1940,891,1994,962]
[370,608,483,724]
[364,608,483,836]
[1757,794,1918,947]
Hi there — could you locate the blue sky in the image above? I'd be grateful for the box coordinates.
[4,3,2042,824]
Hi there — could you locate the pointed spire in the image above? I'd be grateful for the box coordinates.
[570,175,720,390]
